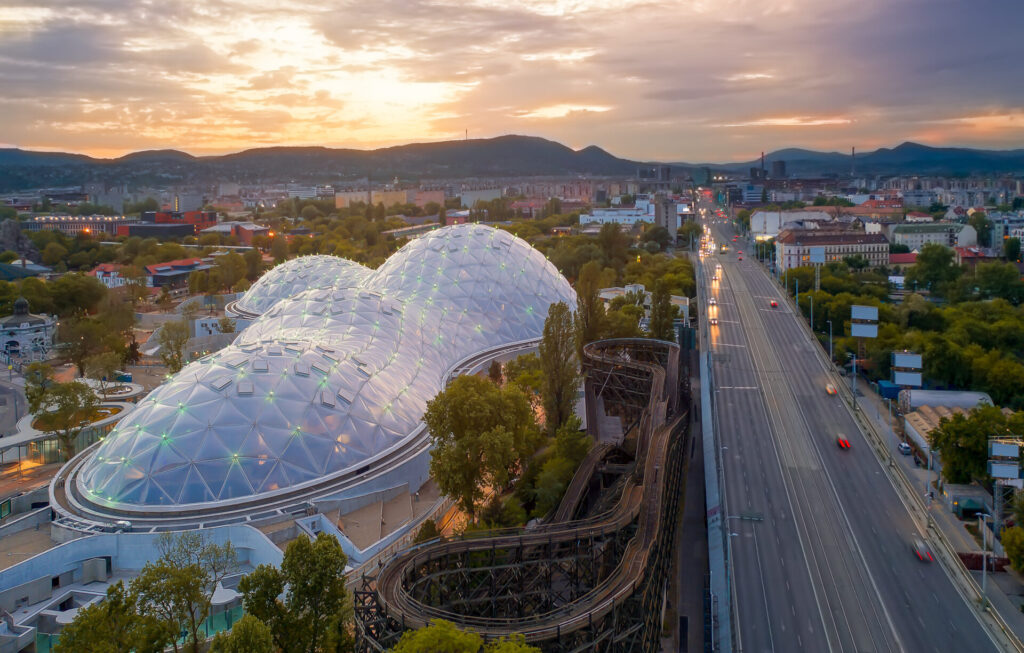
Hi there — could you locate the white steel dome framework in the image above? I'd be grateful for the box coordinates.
[74,224,575,513]
[231,254,371,318]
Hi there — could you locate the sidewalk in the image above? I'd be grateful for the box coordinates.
[854,381,1024,638]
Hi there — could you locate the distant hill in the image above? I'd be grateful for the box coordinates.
[690,142,1024,177]
[4,137,1024,193]
[0,135,649,191]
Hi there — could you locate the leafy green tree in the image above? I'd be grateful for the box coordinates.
[554,415,591,467]
[486,634,542,652]
[218,317,236,334]
[905,243,961,294]
[216,252,248,289]
[131,532,238,653]
[1004,237,1021,262]
[975,262,1024,304]
[484,359,502,385]
[414,518,442,543]
[503,352,543,399]
[574,261,606,357]
[641,225,670,251]
[889,243,911,254]
[55,581,169,653]
[238,534,351,653]
[677,220,703,249]
[244,247,264,279]
[423,375,538,521]
[49,273,108,316]
[539,301,580,433]
[392,619,482,653]
[188,270,207,295]
[1002,526,1024,574]
[85,351,121,396]
[596,222,629,267]
[34,380,98,461]
[271,236,289,263]
[968,211,992,247]
[210,614,274,653]
[24,362,54,414]
[41,241,68,266]
[158,319,190,373]
[438,206,447,227]
[648,279,676,341]
[122,264,149,306]
[930,405,1018,484]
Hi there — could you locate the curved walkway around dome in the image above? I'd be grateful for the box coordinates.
[354,338,691,651]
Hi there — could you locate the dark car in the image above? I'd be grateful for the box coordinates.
[912,536,934,562]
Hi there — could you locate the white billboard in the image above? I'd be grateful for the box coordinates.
[851,305,879,321]
[991,442,1021,458]
[989,462,1021,480]
[809,246,826,264]
[893,371,922,387]
[851,323,878,338]
[892,353,923,369]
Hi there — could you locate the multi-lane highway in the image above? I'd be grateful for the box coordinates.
[697,205,995,652]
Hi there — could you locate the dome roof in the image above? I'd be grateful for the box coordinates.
[233,255,370,317]
[76,224,575,510]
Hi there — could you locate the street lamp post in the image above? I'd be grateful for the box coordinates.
[826,320,833,362]
[979,512,992,603]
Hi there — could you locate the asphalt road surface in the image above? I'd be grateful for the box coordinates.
[697,206,994,652]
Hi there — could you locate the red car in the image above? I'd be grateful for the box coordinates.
[737,255,743,261]
[836,435,851,450]
[770,300,778,308]
[732,236,738,241]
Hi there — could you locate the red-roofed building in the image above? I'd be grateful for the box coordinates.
[954,247,999,269]
[889,253,918,269]
[144,258,213,289]
[905,211,933,223]
[90,263,126,289]
[510,199,548,218]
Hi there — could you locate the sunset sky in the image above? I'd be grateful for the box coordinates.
[1,0,1023,161]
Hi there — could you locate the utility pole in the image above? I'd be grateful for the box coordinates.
[827,320,833,362]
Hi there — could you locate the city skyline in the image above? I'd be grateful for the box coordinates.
[2,0,1023,161]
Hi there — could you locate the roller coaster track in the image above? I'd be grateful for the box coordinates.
[355,338,692,651]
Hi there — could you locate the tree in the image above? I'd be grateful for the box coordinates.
[596,223,629,267]
[905,243,961,293]
[244,247,264,279]
[648,279,676,341]
[122,265,149,306]
[218,317,237,334]
[641,225,670,251]
[423,375,538,521]
[188,270,207,295]
[1002,526,1024,574]
[210,614,274,653]
[968,211,993,247]
[238,534,350,653]
[414,518,442,543]
[35,380,98,460]
[889,243,911,254]
[538,301,580,434]
[85,351,121,396]
[487,359,502,384]
[392,619,482,653]
[485,634,541,653]
[216,252,247,289]
[54,581,168,653]
[677,221,703,249]
[49,273,108,316]
[24,361,54,414]
[41,241,69,266]
[1005,237,1021,262]
[930,405,1010,484]
[158,319,190,373]
[438,206,447,227]
[574,261,606,357]
[271,236,289,263]
[503,352,543,399]
[131,532,238,653]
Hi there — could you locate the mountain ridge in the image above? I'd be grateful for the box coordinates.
[3,136,1024,192]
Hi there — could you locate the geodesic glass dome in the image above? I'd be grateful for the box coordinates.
[233,255,370,317]
[76,224,576,510]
